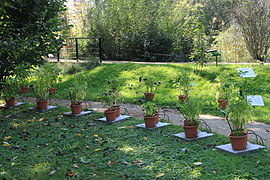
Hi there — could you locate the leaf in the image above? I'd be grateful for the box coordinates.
[93,134,99,137]
[107,161,116,165]
[3,142,10,147]
[133,160,144,165]
[143,137,148,141]
[194,162,203,166]
[80,157,91,164]
[4,136,12,140]
[94,148,102,152]
[48,170,57,176]
[72,164,79,168]
[75,134,82,137]
[39,118,48,121]
[156,173,164,178]
[65,172,77,177]
[123,161,131,165]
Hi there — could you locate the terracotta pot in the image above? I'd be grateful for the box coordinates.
[36,100,48,110]
[154,113,159,124]
[144,116,156,128]
[144,92,155,101]
[5,98,16,107]
[71,103,82,114]
[218,99,228,109]
[229,134,247,151]
[183,125,198,138]
[113,106,120,117]
[178,95,187,103]
[49,88,57,95]
[104,109,117,121]
[19,86,29,94]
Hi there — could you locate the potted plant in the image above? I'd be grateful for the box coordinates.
[140,75,161,101]
[172,71,193,102]
[68,76,87,114]
[177,97,201,138]
[42,63,61,94]
[15,64,31,94]
[33,66,52,110]
[227,96,253,150]
[0,77,19,107]
[107,79,124,117]
[142,102,157,128]
[215,75,233,109]
[101,90,118,121]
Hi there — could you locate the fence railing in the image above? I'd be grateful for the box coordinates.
[57,37,102,63]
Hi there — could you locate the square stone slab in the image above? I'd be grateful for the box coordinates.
[216,143,266,155]
[29,105,58,112]
[64,111,92,117]
[135,122,171,129]
[97,115,130,123]
[174,131,214,141]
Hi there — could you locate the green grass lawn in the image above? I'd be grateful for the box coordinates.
[1,105,270,179]
[43,63,269,123]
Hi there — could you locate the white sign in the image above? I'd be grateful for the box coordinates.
[246,95,264,106]
[237,68,256,78]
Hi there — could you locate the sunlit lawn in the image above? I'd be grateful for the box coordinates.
[0,105,270,179]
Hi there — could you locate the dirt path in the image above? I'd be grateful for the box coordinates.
[17,97,270,148]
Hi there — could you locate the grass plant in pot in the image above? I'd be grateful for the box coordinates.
[33,66,51,110]
[68,76,87,115]
[0,77,19,107]
[15,64,31,94]
[172,71,193,103]
[42,63,61,95]
[139,75,161,101]
[215,75,232,109]
[227,96,254,151]
[142,102,157,128]
[101,90,118,121]
[107,79,124,117]
[177,97,201,138]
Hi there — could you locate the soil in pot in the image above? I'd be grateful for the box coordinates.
[113,106,120,117]
[178,95,187,103]
[49,88,57,95]
[183,126,198,138]
[71,103,83,114]
[104,109,117,121]
[144,92,155,101]
[36,100,48,110]
[144,116,156,128]
[19,86,29,94]
[229,134,247,151]
[5,98,16,107]
[218,99,228,109]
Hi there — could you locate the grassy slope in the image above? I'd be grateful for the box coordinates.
[0,105,269,179]
[51,63,270,123]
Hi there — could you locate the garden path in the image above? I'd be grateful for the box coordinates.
[21,97,270,148]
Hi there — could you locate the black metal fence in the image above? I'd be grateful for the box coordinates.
[57,37,102,63]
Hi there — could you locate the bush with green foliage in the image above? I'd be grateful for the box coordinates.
[0,0,68,88]
[0,77,18,100]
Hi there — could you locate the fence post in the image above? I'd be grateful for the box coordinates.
[75,38,79,62]
[57,48,60,62]
[99,38,102,63]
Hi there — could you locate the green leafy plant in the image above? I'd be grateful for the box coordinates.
[0,77,18,100]
[140,75,161,93]
[68,76,88,105]
[177,97,201,126]
[215,75,233,100]
[14,64,32,87]
[101,90,119,111]
[172,71,193,95]
[33,66,52,101]
[42,63,62,86]
[142,102,157,117]
[227,96,254,136]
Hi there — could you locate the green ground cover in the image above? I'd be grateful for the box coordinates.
[45,63,270,123]
[0,105,269,179]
